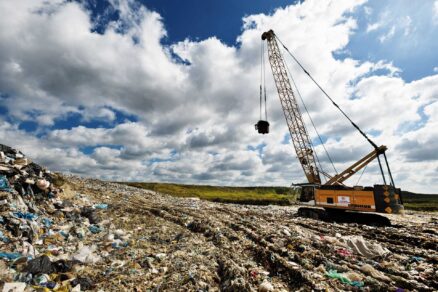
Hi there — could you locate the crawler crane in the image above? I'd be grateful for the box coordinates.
[256,30,403,225]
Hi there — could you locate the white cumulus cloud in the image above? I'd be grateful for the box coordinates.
[0,0,437,193]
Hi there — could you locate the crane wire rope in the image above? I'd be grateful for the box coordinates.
[259,40,268,121]
[259,40,263,120]
[274,35,379,150]
[355,164,368,186]
[281,47,339,176]
[282,60,326,182]
[276,50,327,183]
[263,42,268,120]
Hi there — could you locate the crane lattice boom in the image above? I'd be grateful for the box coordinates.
[262,30,321,184]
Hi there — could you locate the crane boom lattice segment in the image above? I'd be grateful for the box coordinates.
[262,30,321,184]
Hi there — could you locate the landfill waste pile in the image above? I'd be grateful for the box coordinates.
[0,144,437,291]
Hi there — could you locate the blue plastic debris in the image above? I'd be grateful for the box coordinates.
[112,241,129,249]
[0,231,10,243]
[59,230,69,238]
[94,203,108,209]
[88,225,102,234]
[46,282,57,289]
[42,218,52,228]
[12,212,38,221]
[0,252,22,260]
[411,256,424,262]
[0,175,12,192]
[351,281,365,287]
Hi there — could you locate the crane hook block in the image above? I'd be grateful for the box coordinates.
[255,120,270,134]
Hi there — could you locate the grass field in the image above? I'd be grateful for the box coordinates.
[120,182,437,211]
[122,182,297,205]
[401,191,438,212]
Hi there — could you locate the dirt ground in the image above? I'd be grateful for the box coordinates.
[61,176,437,291]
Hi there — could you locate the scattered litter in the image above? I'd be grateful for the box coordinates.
[326,234,390,258]
[0,252,22,261]
[73,245,101,264]
[0,231,9,243]
[24,255,53,274]
[0,176,12,192]
[1,282,26,292]
[88,225,102,234]
[0,144,436,291]
[42,218,52,227]
[12,212,38,221]
[259,280,274,291]
[360,264,391,282]
[93,203,108,209]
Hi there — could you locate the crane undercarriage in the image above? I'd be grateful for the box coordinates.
[295,184,403,226]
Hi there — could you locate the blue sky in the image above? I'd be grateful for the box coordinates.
[346,0,438,82]
[82,0,438,82]
[0,0,437,192]
[86,0,295,44]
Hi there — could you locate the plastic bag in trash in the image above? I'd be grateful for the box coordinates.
[0,231,10,243]
[2,282,26,292]
[360,264,391,282]
[0,252,22,261]
[81,207,100,224]
[71,277,94,291]
[93,203,108,209]
[88,225,102,234]
[72,245,101,264]
[24,255,53,275]
[0,175,12,192]
[12,212,38,221]
[326,269,364,287]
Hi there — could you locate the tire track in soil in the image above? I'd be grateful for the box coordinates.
[137,201,428,291]
[77,180,438,291]
[127,197,315,291]
[293,217,438,290]
[213,206,438,291]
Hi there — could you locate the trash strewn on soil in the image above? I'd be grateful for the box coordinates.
[0,144,437,291]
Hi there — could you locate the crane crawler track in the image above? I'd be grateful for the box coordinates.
[297,207,392,226]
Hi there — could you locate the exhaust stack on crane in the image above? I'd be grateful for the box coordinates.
[256,29,403,225]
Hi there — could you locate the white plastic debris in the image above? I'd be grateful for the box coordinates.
[36,179,50,190]
[72,245,101,264]
[259,280,274,292]
[282,228,291,236]
[361,264,391,282]
[155,253,167,260]
[2,282,26,292]
[339,235,390,258]
[22,241,38,258]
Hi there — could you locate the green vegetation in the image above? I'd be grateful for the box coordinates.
[401,191,438,212]
[121,182,298,205]
[119,182,437,211]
